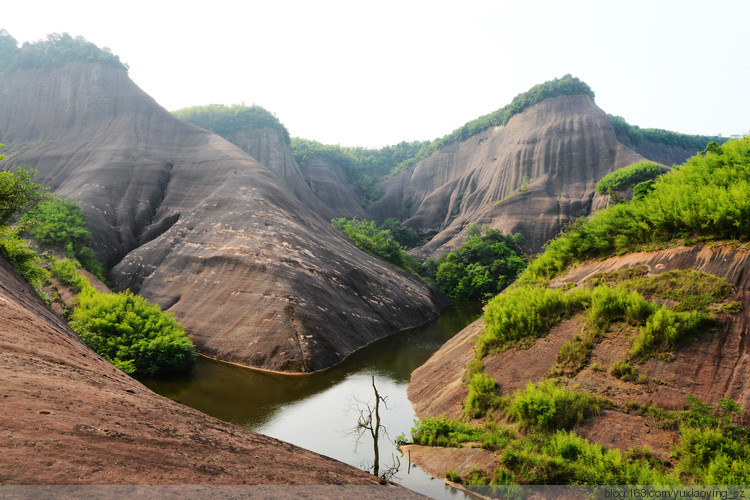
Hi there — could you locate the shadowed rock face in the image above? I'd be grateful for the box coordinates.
[366,95,647,257]
[0,62,447,372]
[304,156,369,220]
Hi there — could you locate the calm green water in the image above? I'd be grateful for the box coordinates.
[144,304,481,498]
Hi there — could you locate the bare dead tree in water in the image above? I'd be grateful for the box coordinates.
[352,375,400,479]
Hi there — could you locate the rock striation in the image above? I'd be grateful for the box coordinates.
[0,62,447,372]
[366,95,647,257]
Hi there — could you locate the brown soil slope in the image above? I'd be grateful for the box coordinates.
[410,243,750,439]
[0,256,399,486]
[0,63,447,372]
[367,95,646,256]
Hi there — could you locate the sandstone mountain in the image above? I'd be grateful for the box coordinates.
[0,62,447,372]
[0,254,415,491]
[366,94,647,256]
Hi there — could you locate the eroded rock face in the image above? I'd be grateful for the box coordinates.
[304,156,369,220]
[0,256,395,485]
[367,95,647,257]
[218,126,333,218]
[615,133,704,167]
[0,63,447,372]
[409,244,750,453]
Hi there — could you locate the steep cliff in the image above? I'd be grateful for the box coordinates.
[0,255,399,486]
[0,62,447,372]
[367,95,647,257]
[207,124,338,218]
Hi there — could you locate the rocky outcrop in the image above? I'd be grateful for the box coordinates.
[304,156,369,220]
[0,256,400,486]
[0,62,447,372]
[409,244,750,452]
[216,126,334,218]
[615,133,704,167]
[367,95,647,257]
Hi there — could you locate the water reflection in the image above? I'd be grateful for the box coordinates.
[143,304,481,497]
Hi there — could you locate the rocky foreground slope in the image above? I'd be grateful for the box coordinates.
[407,243,750,479]
[0,62,447,372]
[0,256,407,487]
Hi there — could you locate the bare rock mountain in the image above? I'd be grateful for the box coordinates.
[0,62,447,372]
[367,94,647,256]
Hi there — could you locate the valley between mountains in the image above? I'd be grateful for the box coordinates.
[1,32,746,488]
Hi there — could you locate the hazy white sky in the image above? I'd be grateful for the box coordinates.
[3,0,748,147]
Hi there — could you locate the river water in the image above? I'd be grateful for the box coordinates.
[143,304,481,498]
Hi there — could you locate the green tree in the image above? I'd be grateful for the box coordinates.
[21,199,105,280]
[0,157,51,226]
[71,287,196,376]
[426,226,527,302]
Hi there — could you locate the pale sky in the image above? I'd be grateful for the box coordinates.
[3,0,748,147]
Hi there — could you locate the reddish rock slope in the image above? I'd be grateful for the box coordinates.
[0,256,404,486]
[410,243,750,439]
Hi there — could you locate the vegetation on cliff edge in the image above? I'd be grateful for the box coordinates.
[0,29,128,73]
[173,103,291,145]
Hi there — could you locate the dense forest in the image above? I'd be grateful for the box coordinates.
[610,114,727,151]
[0,30,127,72]
[173,103,291,145]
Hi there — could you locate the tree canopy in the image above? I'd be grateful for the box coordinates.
[0,30,128,73]
[423,225,527,302]
[609,114,726,151]
[173,104,291,144]
[0,154,51,226]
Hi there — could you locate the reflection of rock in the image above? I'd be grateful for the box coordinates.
[0,62,447,372]
[367,94,647,256]
[0,256,393,485]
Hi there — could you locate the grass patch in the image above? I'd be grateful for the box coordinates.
[464,372,501,419]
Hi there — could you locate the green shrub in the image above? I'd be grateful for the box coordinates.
[596,162,665,195]
[629,269,734,312]
[521,136,750,283]
[0,227,47,290]
[331,217,423,274]
[479,285,590,356]
[21,199,105,281]
[464,372,501,419]
[610,361,646,384]
[71,288,195,376]
[1,32,128,73]
[676,426,750,484]
[629,307,713,361]
[49,257,91,294]
[173,103,290,144]
[425,226,526,302]
[507,380,601,432]
[0,165,51,226]
[609,114,726,151]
